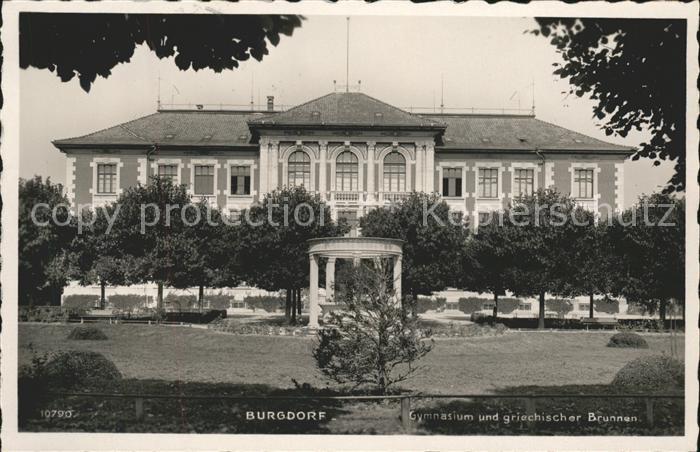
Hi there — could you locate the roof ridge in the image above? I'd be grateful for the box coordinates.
[54,112,159,144]
[349,92,442,126]
[252,91,337,123]
[531,117,633,150]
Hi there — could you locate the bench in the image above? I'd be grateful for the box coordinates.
[581,317,619,330]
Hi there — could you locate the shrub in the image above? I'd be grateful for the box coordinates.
[28,350,122,389]
[314,263,432,394]
[67,326,109,340]
[63,294,99,309]
[165,293,197,311]
[109,294,150,312]
[607,332,648,348]
[244,295,284,312]
[611,355,684,390]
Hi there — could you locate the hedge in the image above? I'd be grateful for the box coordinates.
[244,295,285,312]
[415,296,446,314]
[63,294,99,309]
[68,326,109,341]
[458,297,521,315]
[594,299,619,314]
[611,355,683,390]
[205,294,235,310]
[109,294,151,312]
[545,299,574,317]
[164,293,197,311]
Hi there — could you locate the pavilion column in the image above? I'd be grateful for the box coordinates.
[424,142,435,194]
[366,141,376,202]
[393,255,402,305]
[325,258,336,303]
[309,254,320,328]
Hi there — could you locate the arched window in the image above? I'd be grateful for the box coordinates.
[383,151,406,192]
[288,151,311,187]
[336,151,359,191]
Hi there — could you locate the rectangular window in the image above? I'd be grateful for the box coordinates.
[194,165,215,195]
[478,212,493,226]
[96,163,117,194]
[578,303,590,311]
[477,168,499,198]
[158,164,178,183]
[574,168,594,199]
[513,168,534,197]
[442,168,463,197]
[482,302,495,310]
[518,303,531,311]
[230,166,251,195]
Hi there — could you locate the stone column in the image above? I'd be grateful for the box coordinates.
[269,140,279,192]
[319,141,328,200]
[415,142,424,193]
[393,255,402,305]
[309,254,320,328]
[425,142,435,194]
[259,138,269,196]
[325,257,336,303]
[366,141,376,202]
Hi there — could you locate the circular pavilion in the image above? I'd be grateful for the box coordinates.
[307,237,404,328]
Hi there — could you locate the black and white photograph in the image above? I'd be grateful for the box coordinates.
[1,1,698,451]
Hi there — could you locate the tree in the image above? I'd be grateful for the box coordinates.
[20,14,303,92]
[236,186,348,324]
[108,176,193,309]
[19,177,75,306]
[563,214,615,319]
[533,18,686,193]
[499,189,586,329]
[68,205,136,309]
[608,193,684,321]
[462,221,513,321]
[313,260,433,394]
[359,193,470,305]
[173,203,238,311]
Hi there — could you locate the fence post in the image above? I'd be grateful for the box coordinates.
[400,396,412,432]
[645,398,654,428]
[524,398,536,430]
[135,398,144,420]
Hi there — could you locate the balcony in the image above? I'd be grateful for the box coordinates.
[380,192,411,203]
[332,191,363,203]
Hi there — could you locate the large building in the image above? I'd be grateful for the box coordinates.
[54,91,632,224]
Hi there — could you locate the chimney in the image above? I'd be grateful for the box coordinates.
[267,95,274,112]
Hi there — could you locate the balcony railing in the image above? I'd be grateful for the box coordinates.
[332,191,363,202]
[381,192,411,203]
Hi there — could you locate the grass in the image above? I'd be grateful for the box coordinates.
[19,323,684,394]
[18,323,685,434]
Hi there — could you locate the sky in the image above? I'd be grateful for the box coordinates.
[19,15,675,207]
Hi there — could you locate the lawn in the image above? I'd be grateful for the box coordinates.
[18,324,685,434]
[19,323,684,394]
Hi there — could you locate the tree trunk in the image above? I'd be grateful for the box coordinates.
[291,288,297,324]
[157,283,164,310]
[100,281,106,310]
[198,284,204,313]
[492,292,499,322]
[538,291,546,330]
[297,288,302,316]
[589,293,594,319]
[285,289,291,322]
[659,299,667,323]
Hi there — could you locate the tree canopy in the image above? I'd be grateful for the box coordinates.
[19,177,75,306]
[20,13,303,92]
[534,18,686,193]
[359,193,470,301]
